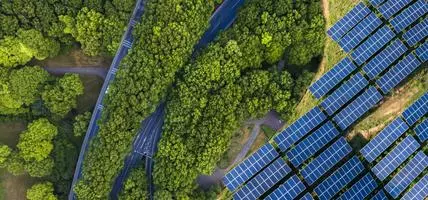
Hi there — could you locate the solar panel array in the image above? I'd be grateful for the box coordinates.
[320,73,369,116]
[371,190,389,200]
[314,156,365,200]
[265,175,306,200]
[415,41,428,62]
[338,12,382,52]
[274,107,327,152]
[401,175,428,200]
[338,173,378,200]
[402,18,428,46]
[327,2,371,41]
[370,0,386,7]
[402,92,428,126]
[384,151,428,198]
[376,54,422,94]
[223,143,278,191]
[362,39,408,80]
[233,158,291,200]
[360,118,409,163]
[378,0,413,19]
[415,119,427,142]
[301,137,352,185]
[333,87,383,130]
[300,193,314,200]
[390,0,427,32]
[309,58,357,99]
[351,25,396,65]
[287,121,340,167]
[371,136,420,181]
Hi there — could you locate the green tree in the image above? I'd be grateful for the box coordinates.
[25,158,54,177]
[5,152,25,176]
[73,112,92,137]
[26,182,57,200]
[119,166,149,200]
[0,144,12,167]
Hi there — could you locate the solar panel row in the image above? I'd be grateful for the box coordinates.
[233,158,291,200]
[360,118,409,163]
[391,0,428,32]
[402,18,428,46]
[370,0,386,7]
[300,193,314,200]
[338,173,378,200]
[376,54,422,94]
[401,175,428,200]
[287,121,340,167]
[371,136,420,181]
[378,0,413,19]
[371,190,389,200]
[362,39,408,80]
[274,107,327,152]
[265,175,306,200]
[333,87,383,131]
[301,137,352,185]
[384,151,428,198]
[339,12,382,52]
[415,119,427,142]
[321,73,369,116]
[327,2,371,41]
[402,92,428,126]
[314,156,365,200]
[415,41,428,62]
[309,58,357,99]
[223,143,278,191]
[351,25,396,65]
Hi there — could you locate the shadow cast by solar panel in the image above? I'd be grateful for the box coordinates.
[349,132,369,152]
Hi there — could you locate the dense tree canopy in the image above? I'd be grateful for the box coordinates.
[27,182,58,200]
[73,112,92,137]
[0,144,11,167]
[118,165,148,200]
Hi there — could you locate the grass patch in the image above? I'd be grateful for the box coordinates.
[217,126,251,169]
[261,125,276,139]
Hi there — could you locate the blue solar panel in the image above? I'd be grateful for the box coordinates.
[333,87,383,130]
[402,92,428,126]
[403,18,428,46]
[384,151,428,198]
[378,0,413,19]
[360,118,409,163]
[321,73,369,116]
[415,41,428,62]
[339,173,378,200]
[371,190,388,200]
[274,107,327,152]
[371,136,420,181]
[351,26,396,65]
[234,158,291,200]
[223,143,278,191]
[301,137,352,185]
[390,0,428,32]
[265,175,306,200]
[338,13,382,52]
[376,54,422,94]
[370,0,386,7]
[287,121,340,167]
[327,2,371,41]
[300,193,314,200]
[314,156,365,200]
[362,39,408,80]
[309,58,357,99]
[415,119,427,142]
[401,175,428,200]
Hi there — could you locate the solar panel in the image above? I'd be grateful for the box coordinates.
[378,0,413,19]
[415,41,428,62]
[402,92,428,126]
[390,0,427,32]
[274,107,327,152]
[362,39,408,80]
[301,137,352,185]
[351,26,396,65]
[402,18,428,46]
[320,73,369,116]
[370,0,386,7]
[338,173,378,200]
[360,118,409,163]
[338,12,382,52]
[371,136,420,181]
[233,158,291,200]
[327,2,371,41]
[333,87,383,131]
[384,151,428,198]
[300,193,314,200]
[265,175,306,200]
[223,143,278,191]
[371,190,388,200]
[414,119,427,142]
[401,175,428,200]
[376,54,422,94]
[314,156,365,200]
[287,121,340,167]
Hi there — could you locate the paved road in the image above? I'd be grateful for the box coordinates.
[43,66,108,79]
